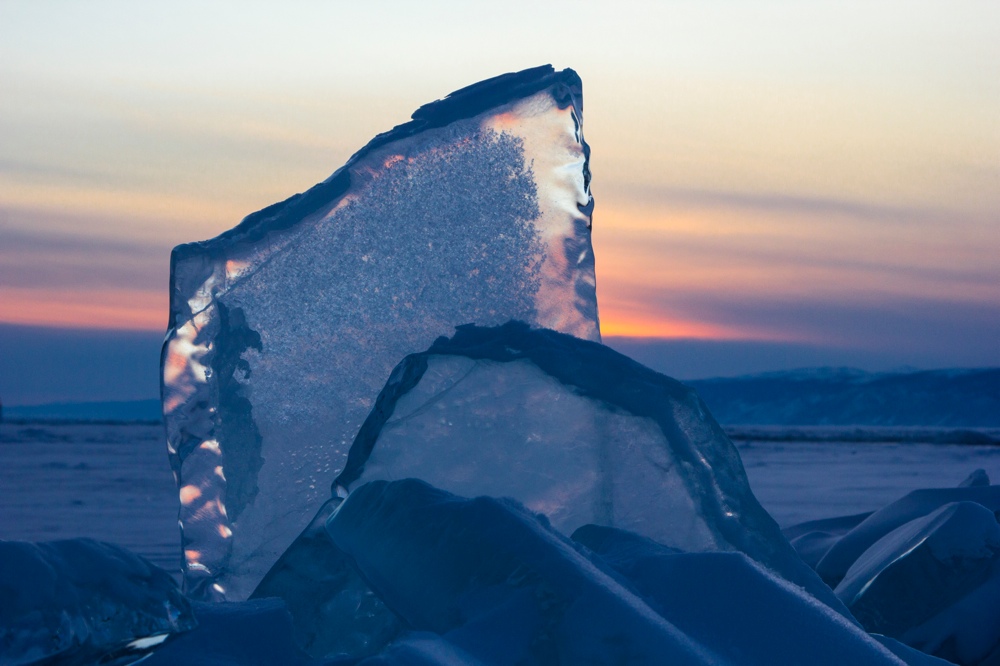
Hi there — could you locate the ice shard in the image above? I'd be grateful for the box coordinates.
[836,502,1000,645]
[332,322,847,614]
[161,65,599,600]
[815,484,1000,588]
[784,474,1000,664]
[326,478,720,666]
[0,539,195,666]
[254,322,857,660]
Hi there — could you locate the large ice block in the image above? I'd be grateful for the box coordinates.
[333,321,847,613]
[161,65,599,600]
[253,321,851,660]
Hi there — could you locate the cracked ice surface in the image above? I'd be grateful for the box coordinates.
[161,66,599,600]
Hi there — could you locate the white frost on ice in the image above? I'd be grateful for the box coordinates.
[161,66,600,600]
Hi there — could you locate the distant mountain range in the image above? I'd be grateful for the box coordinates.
[3,367,998,428]
[686,367,1000,427]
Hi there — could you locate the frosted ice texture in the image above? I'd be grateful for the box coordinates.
[333,321,846,614]
[161,66,599,600]
[0,538,195,666]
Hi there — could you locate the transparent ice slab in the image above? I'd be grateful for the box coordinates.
[161,65,599,600]
[333,322,848,615]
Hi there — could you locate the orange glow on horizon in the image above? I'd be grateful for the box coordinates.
[598,307,790,341]
[598,286,806,343]
[599,315,733,339]
[599,315,810,342]
[1,279,803,342]
[0,287,774,342]
[0,287,168,331]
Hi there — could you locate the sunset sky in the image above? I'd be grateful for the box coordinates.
[1,1,998,403]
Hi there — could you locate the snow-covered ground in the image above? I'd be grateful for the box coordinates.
[2,421,998,569]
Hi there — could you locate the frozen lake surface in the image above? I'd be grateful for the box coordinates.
[2,421,999,572]
[0,422,178,571]
[736,433,1000,526]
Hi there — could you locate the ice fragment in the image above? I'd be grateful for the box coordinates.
[161,65,599,600]
[0,539,195,666]
[333,322,845,613]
